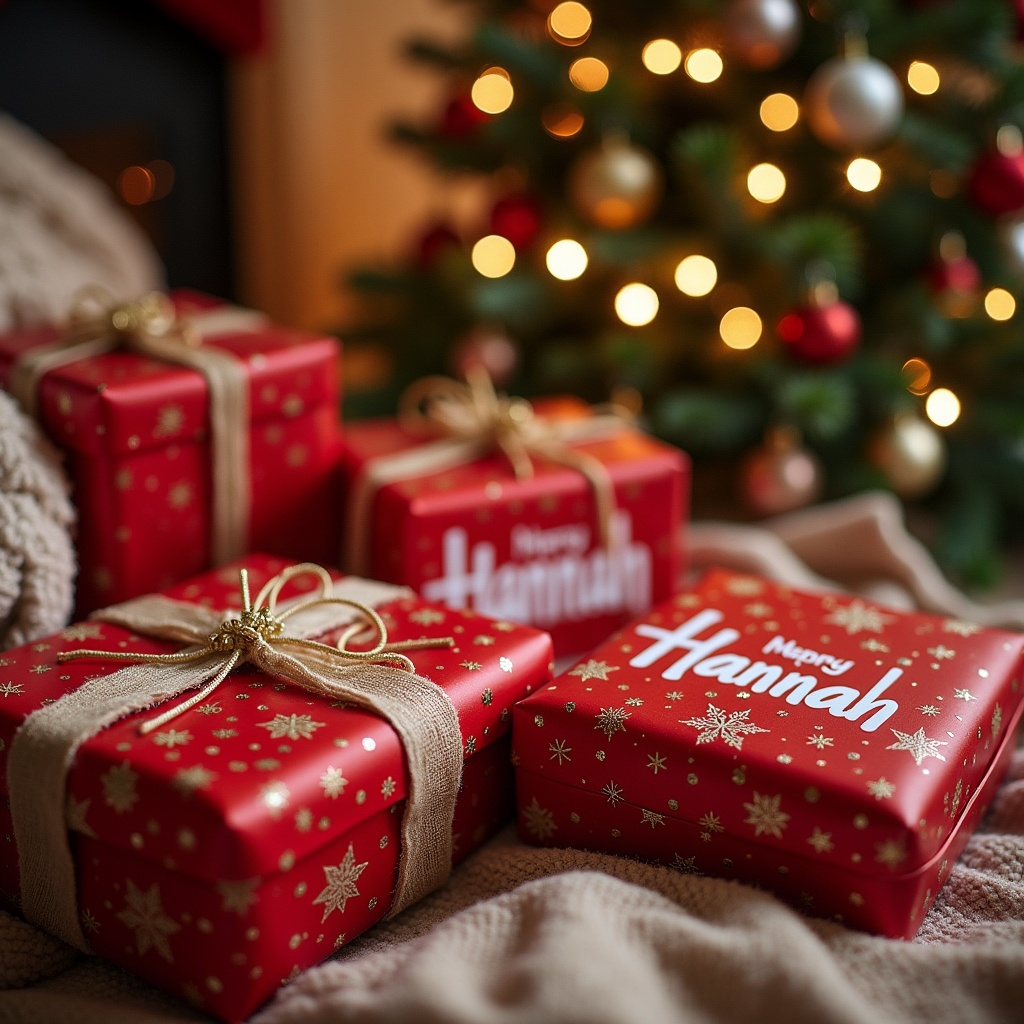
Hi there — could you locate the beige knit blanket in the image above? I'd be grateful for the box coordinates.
[3,493,1024,1023]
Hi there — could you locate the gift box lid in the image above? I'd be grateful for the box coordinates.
[0,555,553,884]
[513,568,1024,879]
[0,291,339,458]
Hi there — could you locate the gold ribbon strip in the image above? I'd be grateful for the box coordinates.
[7,287,264,565]
[7,564,463,951]
[343,366,632,576]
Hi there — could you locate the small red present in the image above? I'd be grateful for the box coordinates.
[0,554,553,1020]
[340,370,689,657]
[0,290,342,614]
[513,568,1024,938]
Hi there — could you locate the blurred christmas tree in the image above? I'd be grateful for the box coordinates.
[343,0,1024,586]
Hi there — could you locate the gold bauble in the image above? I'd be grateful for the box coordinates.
[567,139,663,229]
[869,413,946,499]
[739,427,823,516]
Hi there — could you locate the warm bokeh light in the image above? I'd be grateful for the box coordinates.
[118,165,156,205]
[720,306,763,349]
[471,235,516,278]
[569,57,609,92]
[471,69,514,114]
[747,163,786,203]
[674,254,718,296]
[542,102,584,138]
[907,61,940,96]
[642,38,682,75]
[925,388,961,427]
[615,283,660,326]
[929,170,958,198]
[984,287,1016,321]
[901,357,932,395]
[685,48,723,83]
[546,239,589,280]
[760,93,799,132]
[548,2,591,45]
[846,157,882,192]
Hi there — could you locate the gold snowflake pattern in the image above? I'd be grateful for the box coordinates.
[295,808,314,833]
[81,909,100,934]
[927,645,956,661]
[918,705,940,717]
[665,691,684,701]
[744,602,773,617]
[154,404,185,437]
[681,704,769,750]
[381,776,397,798]
[549,739,572,765]
[866,777,896,800]
[647,752,668,774]
[726,576,764,596]
[65,795,96,838]
[211,728,238,739]
[569,659,619,682]
[522,797,557,839]
[312,844,368,922]
[216,879,259,914]
[102,761,139,814]
[952,688,977,702]
[172,764,217,795]
[641,808,666,828]
[594,706,631,741]
[992,704,1003,736]
[0,682,24,698]
[602,781,624,806]
[316,765,347,799]
[258,714,325,741]
[492,621,516,632]
[875,838,908,870]
[117,880,180,962]
[942,619,981,637]
[806,734,834,750]
[61,623,104,642]
[195,702,222,716]
[29,664,52,674]
[824,599,894,636]
[152,729,192,749]
[460,661,482,672]
[409,608,446,626]
[886,727,948,766]
[624,696,645,707]
[168,482,193,510]
[473,635,496,646]
[860,638,890,653]
[807,827,834,854]
[743,792,790,839]
[698,812,724,835]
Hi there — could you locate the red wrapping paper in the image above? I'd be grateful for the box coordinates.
[513,568,1024,938]
[0,555,553,1020]
[0,291,342,615]
[340,405,688,657]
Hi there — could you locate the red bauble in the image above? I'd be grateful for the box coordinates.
[967,149,1024,217]
[413,223,460,268]
[489,194,543,250]
[439,94,490,139]
[777,299,861,364]
[927,255,981,295]
[451,326,519,387]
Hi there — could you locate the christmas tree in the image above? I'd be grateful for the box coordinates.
[344,0,1024,587]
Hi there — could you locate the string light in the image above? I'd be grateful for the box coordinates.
[615,283,659,326]
[901,358,932,395]
[569,57,609,92]
[471,235,516,278]
[642,39,682,75]
[548,2,591,46]
[546,239,588,280]
[674,255,717,296]
[984,287,1016,321]
[471,68,513,114]
[760,93,799,132]
[747,163,786,203]
[684,48,723,83]
[907,61,940,96]
[925,388,961,427]
[846,157,882,192]
[542,103,584,138]
[720,307,762,349]
[118,165,157,205]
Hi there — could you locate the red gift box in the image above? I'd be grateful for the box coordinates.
[0,554,553,1020]
[0,291,342,614]
[513,568,1024,938]
[340,401,688,657]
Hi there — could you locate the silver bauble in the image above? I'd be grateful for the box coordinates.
[869,414,946,499]
[1000,214,1024,278]
[725,0,801,70]
[568,139,663,230]
[805,54,904,151]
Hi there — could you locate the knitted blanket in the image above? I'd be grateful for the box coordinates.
[2,493,1023,1023]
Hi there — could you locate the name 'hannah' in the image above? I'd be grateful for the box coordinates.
[629,608,900,732]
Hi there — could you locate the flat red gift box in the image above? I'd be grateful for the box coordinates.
[340,404,689,657]
[513,568,1024,938]
[0,291,342,615]
[0,554,553,1020]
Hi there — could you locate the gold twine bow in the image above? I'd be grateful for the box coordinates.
[58,562,454,735]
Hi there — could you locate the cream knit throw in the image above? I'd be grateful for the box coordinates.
[0,390,76,649]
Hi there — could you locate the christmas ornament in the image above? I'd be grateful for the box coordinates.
[927,231,980,318]
[725,0,801,70]
[439,93,490,139]
[567,137,663,230]
[804,40,904,151]
[414,223,461,269]
[999,213,1024,278]
[489,194,543,250]
[450,325,520,386]
[868,412,946,499]
[739,426,823,516]
[777,281,860,364]
[967,126,1024,217]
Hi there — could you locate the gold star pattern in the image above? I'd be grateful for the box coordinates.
[918,705,940,717]
[320,766,348,798]
[866,777,896,800]
[172,764,217,795]
[807,827,834,854]
[952,688,977,702]
[216,879,259,915]
[258,714,325,741]
[698,812,724,835]
[602,781,624,806]
[744,602,773,617]
[927,645,956,661]
[167,482,194,509]
[641,808,666,828]
[492,621,516,632]
[81,909,100,934]
[117,880,180,962]
[152,729,192,749]
[886,727,948,766]
[681,704,769,750]
[473,635,496,646]
[594,706,631,741]
[381,776,397,798]
[806,734,834,750]
[549,739,572,765]
[860,638,890,653]
[294,808,314,833]
[312,844,368,921]
[0,682,24,697]
[460,661,483,671]
[875,838,908,870]
[671,853,701,874]
[409,607,445,626]
[942,619,981,637]
[647,752,668,774]
[102,761,139,814]
[570,659,620,682]
[65,795,97,838]
[665,691,684,701]
[522,797,557,839]
[824,599,894,635]
[743,792,790,839]
[154,404,185,437]
[726,576,764,596]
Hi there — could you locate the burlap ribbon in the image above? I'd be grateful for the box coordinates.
[343,366,631,575]
[7,287,266,564]
[7,563,463,952]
